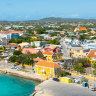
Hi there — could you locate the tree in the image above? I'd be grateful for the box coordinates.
[13,50,22,56]
[87,29,91,32]
[9,55,17,62]
[72,58,90,68]
[63,62,68,69]
[79,34,89,41]
[72,58,90,73]
[92,62,96,76]
[9,52,44,66]
[48,39,60,45]
[73,63,84,73]
[93,69,96,76]
[2,46,6,55]
[9,39,16,43]
[92,63,96,68]
[58,70,67,77]
[36,28,46,34]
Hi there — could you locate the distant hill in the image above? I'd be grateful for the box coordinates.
[0,17,96,23]
[26,17,96,23]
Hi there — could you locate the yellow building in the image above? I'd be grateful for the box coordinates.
[43,52,57,61]
[35,61,61,79]
[74,25,87,32]
[72,50,88,58]
[71,47,89,58]
[87,50,96,64]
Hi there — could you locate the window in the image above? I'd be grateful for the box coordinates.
[51,69,53,72]
[39,67,41,69]
[47,68,49,71]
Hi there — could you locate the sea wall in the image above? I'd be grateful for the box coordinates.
[31,79,54,96]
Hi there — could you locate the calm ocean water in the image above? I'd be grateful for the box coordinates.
[0,74,36,96]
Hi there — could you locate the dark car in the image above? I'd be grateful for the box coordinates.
[66,72,71,76]
[53,78,59,82]
[91,87,96,91]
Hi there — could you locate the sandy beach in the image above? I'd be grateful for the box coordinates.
[0,61,43,82]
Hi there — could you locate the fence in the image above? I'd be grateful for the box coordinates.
[65,70,96,80]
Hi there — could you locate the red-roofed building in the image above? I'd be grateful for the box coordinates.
[41,46,61,54]
[4,44,18,50]
[0,31,24,40]
[87,50,96,61]
[43,52,57,61]
[0,31,24,34]
[88,50,96,58]
[60,31,65,35]
[87,50,96,64]
[33,57,43,62]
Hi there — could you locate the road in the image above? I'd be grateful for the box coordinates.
[60,38,70,59]
[69,75,96,88]
[35,79,96,96]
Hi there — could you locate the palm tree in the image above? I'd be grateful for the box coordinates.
[2,46,6,55]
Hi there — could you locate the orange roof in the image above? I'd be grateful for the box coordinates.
[43,52,54,55]
[0,41,3,43]
[9,43,17,45]
[88,50,96,58]
[60,31,64,34]
[10,31,24,34]
[75,27,79,30]
[80,27,87,31]
[36,61,60,68]
[53,36,57,37]
[75,27,87,31]
[33,57,43,61]
[22,42,28,43]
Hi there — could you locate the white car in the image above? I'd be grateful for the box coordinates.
[79,75,84,78]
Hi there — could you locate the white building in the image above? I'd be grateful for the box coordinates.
[0,31,24,40]
[64,37,72,43]
[31,41,41,47]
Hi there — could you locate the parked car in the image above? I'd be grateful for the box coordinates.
[74,79,79,83]
[79,75,84,78]
[16,67,22,71]
[91,87,96,91]
[11,66,17,69]
[53,78,59,82]
[66,72,71,76]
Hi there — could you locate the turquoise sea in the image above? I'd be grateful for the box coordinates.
[0,74,37,96]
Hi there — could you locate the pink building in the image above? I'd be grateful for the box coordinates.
[22,48,39,54]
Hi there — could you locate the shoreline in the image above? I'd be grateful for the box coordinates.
[0,64,45,96]
[0,61,44,95]
[0,62,43,83]
[0,69,43,83]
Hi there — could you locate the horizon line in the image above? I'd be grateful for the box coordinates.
[0,17,96,22]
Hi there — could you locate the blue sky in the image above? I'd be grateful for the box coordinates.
[0,0,96,21]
